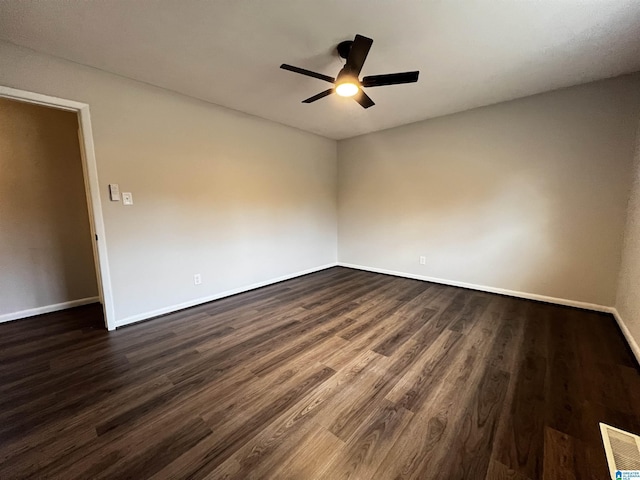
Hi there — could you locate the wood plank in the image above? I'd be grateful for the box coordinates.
[543,427,577,480]
[485,460,533,480]
[437,367,510,477]
[494,303,549,480]
[318,400,414,479]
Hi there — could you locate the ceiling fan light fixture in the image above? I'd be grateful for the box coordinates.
[335,81,359,97]
[280,33,419,108]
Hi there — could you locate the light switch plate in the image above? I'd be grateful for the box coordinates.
[109,184,120,201]
[122,192,133,205]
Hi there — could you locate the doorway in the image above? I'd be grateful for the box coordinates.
[0,86,115,330]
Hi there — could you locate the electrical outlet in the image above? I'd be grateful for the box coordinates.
[419,256,426,265]
[194,274,202,285]
[122,192,133,205]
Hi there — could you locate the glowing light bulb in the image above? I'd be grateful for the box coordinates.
[335,82,359,97]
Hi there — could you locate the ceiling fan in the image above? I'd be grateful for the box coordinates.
[280,34,419,109]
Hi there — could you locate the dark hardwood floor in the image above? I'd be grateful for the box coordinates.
[1,267,639,479]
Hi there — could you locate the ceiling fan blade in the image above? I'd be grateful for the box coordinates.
[362,71,420,87]
[280,64,335,84]
[302,89,334,103]
[353,89,375,109]
[346,34,373,76]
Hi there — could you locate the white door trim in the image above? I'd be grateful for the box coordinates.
[0,85,116,330]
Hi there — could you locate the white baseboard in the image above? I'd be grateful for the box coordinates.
[338,262,612,313]
[0,296,101,324]
[609,307,640,366]
[115,263,338,328]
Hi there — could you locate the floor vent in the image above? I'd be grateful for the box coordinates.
[600,423,640,479]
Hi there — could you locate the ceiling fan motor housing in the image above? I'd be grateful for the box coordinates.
[337,40,354,59]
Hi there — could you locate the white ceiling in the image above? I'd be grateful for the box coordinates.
[1,1,639,140]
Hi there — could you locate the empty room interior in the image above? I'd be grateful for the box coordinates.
[2,2,640,479]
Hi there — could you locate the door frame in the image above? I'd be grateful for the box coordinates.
[0,85,116,330]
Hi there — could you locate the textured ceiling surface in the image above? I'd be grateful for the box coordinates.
[1,1,639,139]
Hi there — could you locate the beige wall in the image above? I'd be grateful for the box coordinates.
[2,40,639,332]
[0,97,98,317]
[0,41,338,326]
[338,75,640,306]
[616,120,640,358]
